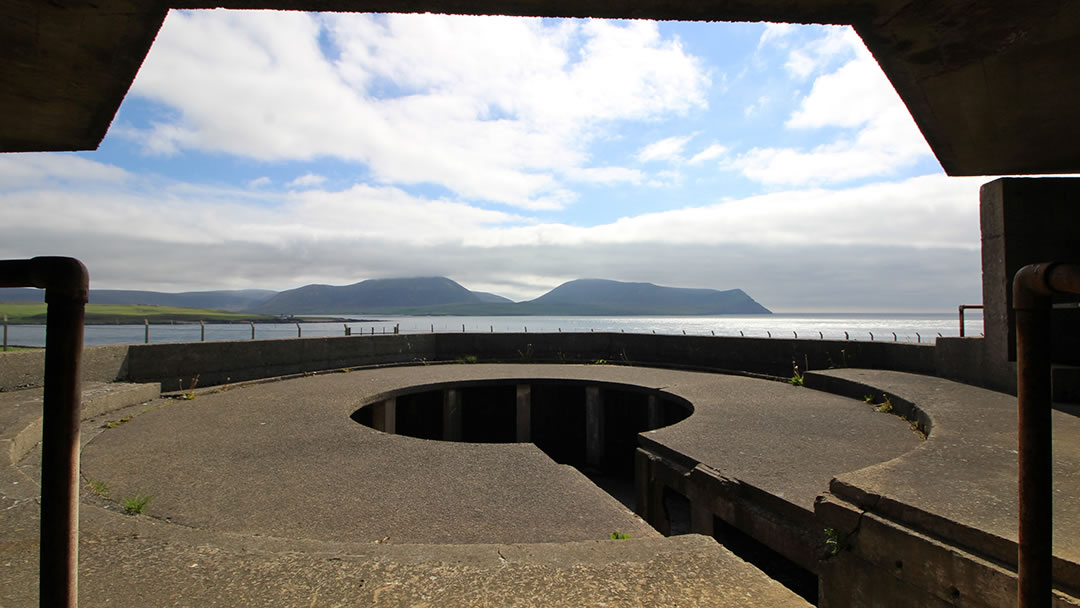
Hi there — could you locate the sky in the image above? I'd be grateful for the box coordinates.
[0,10,992,311]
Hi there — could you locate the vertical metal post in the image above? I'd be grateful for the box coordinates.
[1011,264,1080,608]
[250,321,255,340]
[3,313,6,351]
[143,318,149,344]
[200,320,205,342]
[1014,296,1051,608]
[959,304,967,337]
[40,282,86,608]
[296,322,301,338]
[0,257,89,608]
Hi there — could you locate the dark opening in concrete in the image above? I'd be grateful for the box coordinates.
[350,378,693,514]
[662,487,692,536]
[712,515,819,605]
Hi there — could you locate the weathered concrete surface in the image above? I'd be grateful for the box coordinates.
[79,365,919,548]
[806,368,1080,604]
[0,344,129,392]
[0,368,815,607]
[81,368,660,545]
[0,503,809,607]
[0,382,158,468]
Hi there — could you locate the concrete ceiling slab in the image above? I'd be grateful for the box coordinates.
[1,0,1078,175]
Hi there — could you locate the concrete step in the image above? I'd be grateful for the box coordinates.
[0,382,160,464]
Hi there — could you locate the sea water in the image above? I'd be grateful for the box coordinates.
[3,312,983,348]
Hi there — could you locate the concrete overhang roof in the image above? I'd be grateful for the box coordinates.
[3,0,1079,176]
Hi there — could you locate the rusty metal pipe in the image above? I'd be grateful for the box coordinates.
[1013,262,1080,608]
[0,257,88,608]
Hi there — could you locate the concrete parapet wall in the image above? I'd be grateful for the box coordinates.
[124,334,437,389]
[1,332,974,393]
[437,332,936,378]
[0,344,129,392]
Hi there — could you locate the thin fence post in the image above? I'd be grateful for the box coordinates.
[394,324,399,335]
[793,331,797,339]
[819,331,823,339]
[2,313,6,351]
[296,322,301,338]
[869,331,874,341]
[200,320,205,342]
[844,331,849,340]
[462,324,465,333]
[431,324,434,333]
[892,332,897,342]
[767,331,771,338]
[250,322,255,340]
[916,332,921,343]
[144,319,149,344]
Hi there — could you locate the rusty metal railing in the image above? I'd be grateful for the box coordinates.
[0,257,88,608]
[1013,262,1080,608]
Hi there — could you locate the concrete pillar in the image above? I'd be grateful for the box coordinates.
[373,397,396,434]
[690,497,715,537]
[443,388,462,441]
[585,385,603,468]
[634,448,675,535]
[980,178,1080,392]
[516,384,531,443]
[647,394,662,430]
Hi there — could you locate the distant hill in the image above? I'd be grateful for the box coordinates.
[1,278,769,316]
[253,277,493,314]
[516,279,770,315]
[0,287,275,311]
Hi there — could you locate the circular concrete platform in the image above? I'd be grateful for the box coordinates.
[79,364,921,546]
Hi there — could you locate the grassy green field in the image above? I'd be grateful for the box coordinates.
[0,302,276,325]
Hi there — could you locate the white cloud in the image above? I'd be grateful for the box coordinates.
[564,166,643,185]
[688,144,729,165]
[287,173,327,188]
[248,176,271,188]
[123,11,710,209]
[465,174,982,250]
[757,23,797,48]
[0,167,983,309]
[731,30,933,185]
[637,135,694,163]
[0,153,130,187]
[743,95,770,117]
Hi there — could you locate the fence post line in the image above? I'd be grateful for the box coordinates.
[200,320,205,342]
[144,319,149,344]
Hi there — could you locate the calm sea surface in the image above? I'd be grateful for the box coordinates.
[3,312,983,348]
